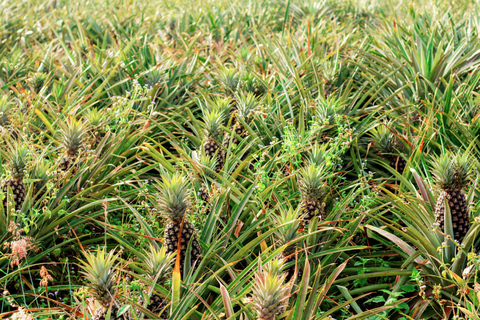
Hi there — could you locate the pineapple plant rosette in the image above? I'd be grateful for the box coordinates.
[297,164,328,226]
[159,173,201,275]
[141,244,174,317]
[201,110,226,173]
[79,248,131,320]
[271,208,301,281]
[223,91,259,151]
[58,119,87,172]
[368,123,407,174]
[3,145,28,212]
[251,259,291,320]
[431,152,473,240]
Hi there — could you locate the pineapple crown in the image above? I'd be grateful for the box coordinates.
[9,145,28,180]
[369,124,399,154]
[193,152,217,180]
[28,72,47,94]
[79,248,120,306]
[271,208,300,246]
[0,96,10,126]
[32,159,51,181]
[218,67,240,95]
[316,95,344,126]
[209,96,232,123]
[431,152,472,190]
[142,244,175,283]
[145,69,165,87]
[242,72,265,96]
[307,143,328,166]
[251,259,290,319]
[202,110,225,141]
[158,172,191,222]
[234,91,258,121]
[297,164,327,202]
[84,108,104,128]
[59,119,86,157]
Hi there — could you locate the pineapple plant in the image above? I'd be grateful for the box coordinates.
[0,96,18,140]
[223,91,258,150]
[271,208,301,281]
[368,124,407,174]
[159,173,201,275]
[142,244,174,318]
[79,248,131,320]
[297,164,327,226]
[84,107,107,149]
[306,143,328,166]
[58,119,86,172]
[242,71,265,97]
[431,152,472,240]
[192,152,217,205]
[3,145,28,212]
[217,67,240,97]
[31,159,52,204]
[251,259,290,320]
[202,110,226,172]
[27,72,47,94]
[0,96,10,127]
[206,96,232,121]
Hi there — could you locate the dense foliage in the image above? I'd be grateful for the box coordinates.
[1,0,480,319]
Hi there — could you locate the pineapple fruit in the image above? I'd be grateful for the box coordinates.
[3,146,28,212]
[142,244,174,318]
[432,152,472,240]
[271,208,301,282]
[369,124,407,174]
[251,259,290,320]
[79,248,131,320]
[159,173,201,275]
[58,119,86,172]
[202,110,226,172]
[297,164,327,226]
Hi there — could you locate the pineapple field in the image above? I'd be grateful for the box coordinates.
[2,0,480,319]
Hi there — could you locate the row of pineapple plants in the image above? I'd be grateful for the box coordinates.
[1,0,480,320]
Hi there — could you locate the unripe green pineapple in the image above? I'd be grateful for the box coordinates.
[58,119,86,172]
[251,259,290,320]
[297,164,327,225]
[142,244,174,318]
[431,152,472,240]
[369,124,407,173]
[79,249,131,320]
[3,146,28,211]
[159,173,201,275]
[202,110,226,172]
